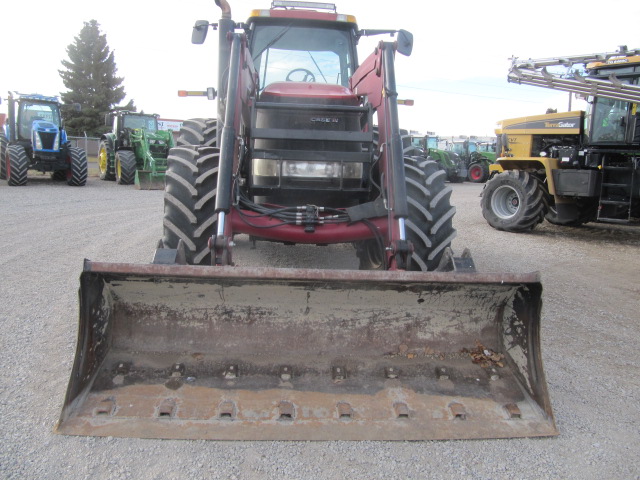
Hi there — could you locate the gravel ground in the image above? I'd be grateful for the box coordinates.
[1,174,639,480]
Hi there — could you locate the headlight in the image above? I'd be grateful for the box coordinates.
[283,161,341,178]
[342,162,363,179]
[253,158,279,177]
[252,158,363,179]
[34,132,42,150]
[53,133,60,150]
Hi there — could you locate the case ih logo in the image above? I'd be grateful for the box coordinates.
[544,121,576,128]
[311,117,339,123]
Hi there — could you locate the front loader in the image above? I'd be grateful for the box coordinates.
[56,0,556,441]
[99,111,174,189]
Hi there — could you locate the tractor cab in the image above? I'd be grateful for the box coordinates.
[247,3,358,91]
[585,55,640,145]
[120,113,159,132]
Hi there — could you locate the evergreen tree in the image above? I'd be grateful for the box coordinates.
[59,20,133,136]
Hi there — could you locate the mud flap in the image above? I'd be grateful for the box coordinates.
[55,262,557,440]
[134,170,165,190]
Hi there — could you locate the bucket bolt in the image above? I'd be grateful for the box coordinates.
[332,366,347,381]
[385,367,399,379]
[224,364,238,379]
[115,362,130,375]
[436,367,449,380]
[279,366,293,381]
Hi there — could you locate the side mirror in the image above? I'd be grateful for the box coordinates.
[396,30,413,57]
[104,113,115,127]
[192,20,210,44]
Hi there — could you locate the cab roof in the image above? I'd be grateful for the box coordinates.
[248,1,357,26]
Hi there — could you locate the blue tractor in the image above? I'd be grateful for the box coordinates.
[1,92,87,186]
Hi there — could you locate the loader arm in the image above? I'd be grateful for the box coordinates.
[350,41,410,269]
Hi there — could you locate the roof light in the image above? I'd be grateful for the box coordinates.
[337,14,357,23]
[250,9,271,17]
[272,1,336,12]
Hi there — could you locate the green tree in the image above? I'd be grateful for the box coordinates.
[59,20,134,136]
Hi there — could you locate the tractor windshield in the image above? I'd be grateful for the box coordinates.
[18,102,60,139]
[251,23,354,89]
[123,115,157,131]
[477,143,496,153]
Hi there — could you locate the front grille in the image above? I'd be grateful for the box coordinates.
[38,132,57,150]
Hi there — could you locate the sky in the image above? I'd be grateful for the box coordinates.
[2,0,639,137]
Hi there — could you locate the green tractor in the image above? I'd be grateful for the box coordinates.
[98,111,175,189]
[408,133,467,182]
[449,139,496,183]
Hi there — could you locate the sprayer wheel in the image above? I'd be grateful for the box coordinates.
[481,170,546,232]
[163,146,220,265]
[357,157,457,271]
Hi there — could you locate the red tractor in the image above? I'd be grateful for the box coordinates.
[57,1,555,442]
[163,1,456,270]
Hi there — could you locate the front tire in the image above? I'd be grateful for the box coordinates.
[7,145,28,186]
[481,171,546,232]
[98,140,116,180]
[115,150,137,185]
[67,147,88,186]
[357,157,457,271]
[0,134,8,180]
[162,146,219,265]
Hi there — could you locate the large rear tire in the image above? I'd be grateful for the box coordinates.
[481,170,546,232]
[98,140,115,180]
[0,134,7,180]
[7,145,28,186]
[67,147,88,186]
[162,146,219,265]
[115,150,136,185]
[358,157,457,271]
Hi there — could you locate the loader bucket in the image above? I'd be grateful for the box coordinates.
[55,261,557,440]
[134,170,165,190]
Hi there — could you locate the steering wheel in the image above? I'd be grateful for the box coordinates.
[285,68,316,82]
